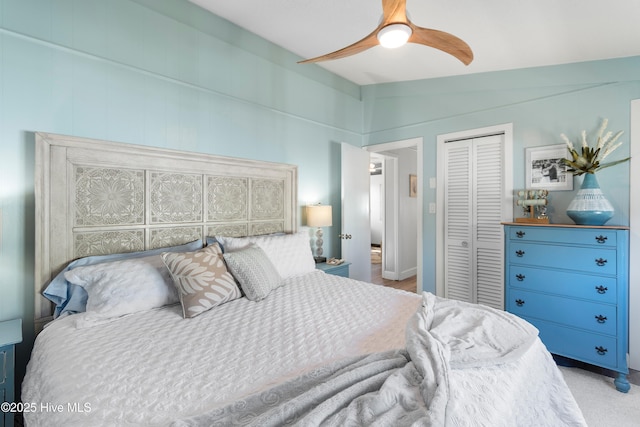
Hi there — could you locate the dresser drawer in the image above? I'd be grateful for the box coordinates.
[526,317,619,369]
[506,266,617,303]
[509,227,617,247]
[508,290,617,335]
[507,242,616,275]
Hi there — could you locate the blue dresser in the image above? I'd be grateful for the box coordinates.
[504,223,629,392]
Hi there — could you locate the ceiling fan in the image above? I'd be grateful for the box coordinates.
[298,0,473,65]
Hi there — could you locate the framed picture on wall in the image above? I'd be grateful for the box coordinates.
[525,144,573,191]
[409,174,417,197]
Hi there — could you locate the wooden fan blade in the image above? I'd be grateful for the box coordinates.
[381,0,408,24]
[409,26,473,65]
[298,0,473,65]
[298,30,380,64]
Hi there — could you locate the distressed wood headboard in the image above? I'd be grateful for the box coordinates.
[34,132,297,330]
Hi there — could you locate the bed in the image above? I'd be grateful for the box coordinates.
[23,133,586,426]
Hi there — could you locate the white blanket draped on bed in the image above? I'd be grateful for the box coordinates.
[173,293,584,426]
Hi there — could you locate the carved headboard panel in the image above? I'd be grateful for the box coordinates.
[34,132,297,329]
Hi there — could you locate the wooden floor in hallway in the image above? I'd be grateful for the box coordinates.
[370,260,418,293]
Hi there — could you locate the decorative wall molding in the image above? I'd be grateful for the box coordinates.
[0,26,360,137]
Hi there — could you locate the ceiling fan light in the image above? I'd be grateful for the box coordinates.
[377,24,412,48]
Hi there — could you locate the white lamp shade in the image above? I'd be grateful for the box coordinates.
[306,205,333,227]
[377,23,412,48]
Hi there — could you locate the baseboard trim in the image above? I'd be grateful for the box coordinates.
[399,267,417,281]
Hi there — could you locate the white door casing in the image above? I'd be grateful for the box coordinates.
[341,142,372,282]
[629,99,639,370]
[369,153,398,280]
[383,155,398,280]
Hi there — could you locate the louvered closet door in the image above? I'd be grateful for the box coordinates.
[444,134,505,309]
[473,135,504,309]
[444,140,474,303]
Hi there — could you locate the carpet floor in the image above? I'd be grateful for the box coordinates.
[560,366,640,426]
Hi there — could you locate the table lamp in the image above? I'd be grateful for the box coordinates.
[306,204,332,263]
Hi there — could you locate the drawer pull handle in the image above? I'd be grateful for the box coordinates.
[595,346,608,356]
[595,315,608,324]
[516,231,526,238]
[595,258,607,267]
[595,235,608,244]
[595,285,608,294]
[515,274,525,281]
[515,299,525,307]
[515,250,525,257]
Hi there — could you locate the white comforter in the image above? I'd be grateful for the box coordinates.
[23,271,585,426]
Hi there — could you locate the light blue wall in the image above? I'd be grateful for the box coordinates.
[362,57,640,293]
[2,0,640,396]
[0,0,362,385]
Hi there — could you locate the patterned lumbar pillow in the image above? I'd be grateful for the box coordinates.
[162,243,241,318]
[223,244,282,301]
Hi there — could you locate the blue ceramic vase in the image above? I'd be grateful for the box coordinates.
[566,173,614,225]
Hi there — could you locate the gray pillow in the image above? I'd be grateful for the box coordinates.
[223,244,282,301]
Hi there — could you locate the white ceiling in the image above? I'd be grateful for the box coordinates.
[188,0,640,86]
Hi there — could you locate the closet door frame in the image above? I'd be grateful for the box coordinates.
[629,99,639,370]
[435,123,514,301]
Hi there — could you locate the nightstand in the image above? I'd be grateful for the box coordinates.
[316,262,351,278]
[1,319,22,427]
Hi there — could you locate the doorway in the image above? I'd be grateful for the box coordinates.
[366,137,423,293]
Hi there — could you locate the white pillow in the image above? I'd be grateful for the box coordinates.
[64,255,178,322]
[215,229,315,279]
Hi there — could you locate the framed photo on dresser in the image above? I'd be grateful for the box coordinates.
[525,144,573,191]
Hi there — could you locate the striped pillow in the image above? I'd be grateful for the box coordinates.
[162,243,241,318]
[223,244,282,301]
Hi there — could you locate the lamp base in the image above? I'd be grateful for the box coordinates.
[314,256,327,264]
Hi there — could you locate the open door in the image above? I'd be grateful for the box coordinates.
[341,143,371,282]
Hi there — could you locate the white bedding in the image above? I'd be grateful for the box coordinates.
[23,271,585,426]
[23,271,420,426]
